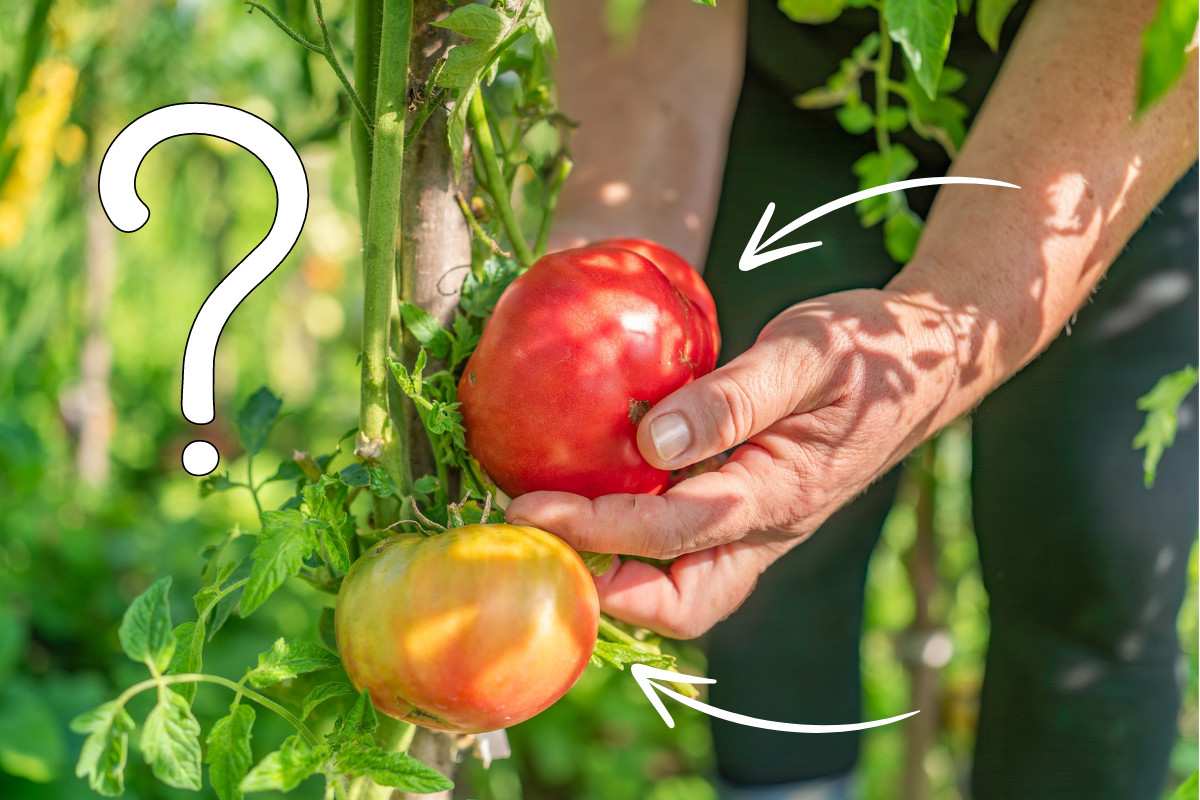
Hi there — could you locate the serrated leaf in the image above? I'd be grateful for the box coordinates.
[165,621,205,703]
[399,302,452,359]
[303,475,349,532]
[460,255,523,318]
[208,560,252,640]
[326,691,378,751]
[339,463,370,487]
[411,474,439,495]
[71,702,134,797]
[301,682,358,720]
[886,0,955,99]
[240,511,321,617]
[426,402,464,436]
[368,466,398,499]
[118,576,175,673]
[335,747,453,793]
[246,639,341,688]
[140,690,202,790]
[976,0,1019,51]
[777,0,845,24]
[448,313,480,370]
[234,387,283,456]
[589,640,676,670]
[206,704,255,800]
[1133,365,1199,487]
[323,518,353,574]
[1137,0,1200,112]
[240,735,327,793]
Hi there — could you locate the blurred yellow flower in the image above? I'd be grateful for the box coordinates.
[0,58,80,250]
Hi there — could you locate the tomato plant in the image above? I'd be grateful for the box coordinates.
[335,524,599,734]
[458,244,718,499]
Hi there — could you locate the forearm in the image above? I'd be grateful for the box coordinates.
[548,0,745,266]
[887,0,1198,427]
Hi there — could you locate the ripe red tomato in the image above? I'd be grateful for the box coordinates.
[458,245,717,499]
[335,524,599,734]
[592,237,721,366]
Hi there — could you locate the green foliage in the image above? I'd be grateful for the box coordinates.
[885,0,956,99]
[1172,770,1199,800]
[1138,0,1200,112]
[117,577,175,675]
[205,704,255,800]
[1133,365,1199,487]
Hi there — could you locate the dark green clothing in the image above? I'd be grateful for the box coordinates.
[702,3,1198,798]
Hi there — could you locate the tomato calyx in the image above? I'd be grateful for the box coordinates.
[628,399,652,425]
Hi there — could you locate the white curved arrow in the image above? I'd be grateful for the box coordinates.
[632,663,919,733]
[739,176,1021,271]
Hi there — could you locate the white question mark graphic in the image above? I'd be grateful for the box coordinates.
[99,103,309,476]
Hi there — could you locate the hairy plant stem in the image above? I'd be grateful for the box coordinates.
[467,90,534,267]
[534,155,572,258]
[358,0,413,526]
[352,0,382,233]
[115,673,319,747]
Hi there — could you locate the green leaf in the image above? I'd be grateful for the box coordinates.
[1133,365,1199,487]
[199,471,239,497]
[448,313,480,371]
[388,350,429,401]
[1170,771,1198,800]
[589,640,677,670]
[577,551,615,576]
[206,704,255,800]
[411,475,439,496]
[234,387,283,456]
[240,510,321,617]
[303,475,349,529]
[1138,0,1200,112]
[777,0,845,24]
[339,462,370,487]
[0,682,66,783]
[426,402,464,436]
[326,691,378,751]
[976,0,1020,51]
[118,576,175,673]
[836,101,874,134]
[240,735,327,794]
[301,682,359,720]
[335,747,453,793]
[263,458,305,484]
[323,518,354,575]
[165,621,205,704]
[368,466,398,499]
[140,689,203,790]
[246,639,341,689]
[460,255,523,318]
[399,302,452,359]
[71,701,135,797]
[883,207,924,263]
[433,4,512,181]
[851,144,918,226]
[527,0,557,58]
[905,65,969,153]
[886,0,956,99]
[938,64,967,93]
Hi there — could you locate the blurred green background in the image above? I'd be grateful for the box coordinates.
[0,1,1195,799]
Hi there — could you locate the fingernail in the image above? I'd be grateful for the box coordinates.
[650,412,691,462]
[506,517,532,528]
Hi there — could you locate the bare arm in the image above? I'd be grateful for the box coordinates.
[548,0,746,266]
[511,0,1199,637]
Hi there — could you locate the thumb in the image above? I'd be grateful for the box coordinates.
[638,336,835,470]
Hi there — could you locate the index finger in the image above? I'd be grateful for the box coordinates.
[504,445,772,558]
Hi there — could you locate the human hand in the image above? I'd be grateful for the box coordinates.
[505,287,961,637]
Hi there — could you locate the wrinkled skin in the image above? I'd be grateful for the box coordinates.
[335,524,599,734]
[459,246,715,498]
[592,237,720,369]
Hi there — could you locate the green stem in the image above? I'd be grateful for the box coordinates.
[874,16,892,157]
[534,155,573,258]
[467,90,534,267]
[313,0,373,133]
[245,1,323,52]
[359,0,412,524]
[455,192,511,257]
[597,613,641,646]
[246,456,264,518]
[352,0,382,234]
[115,673,320,747]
